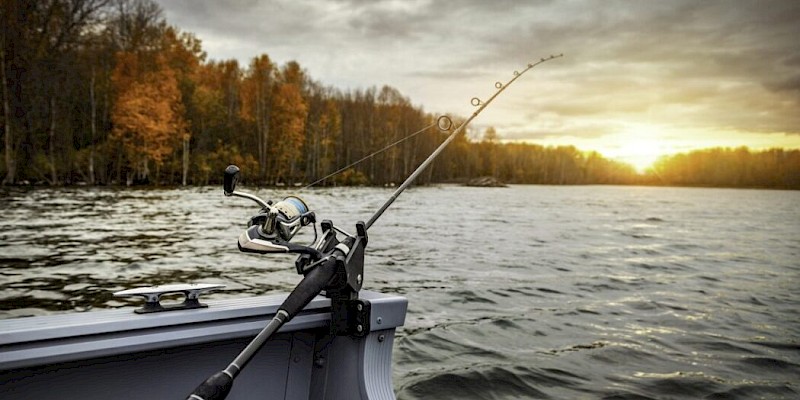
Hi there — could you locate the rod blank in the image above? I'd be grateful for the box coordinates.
[366,54,563,229]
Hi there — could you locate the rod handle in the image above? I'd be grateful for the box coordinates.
[186,371,233,400]
[280,254,340,317]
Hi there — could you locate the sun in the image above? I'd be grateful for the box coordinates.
[520,123,689,173]
[616,139,666,172]
[602,125,674,173]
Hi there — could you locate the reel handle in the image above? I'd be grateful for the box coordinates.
[223,165,240,195]
[222,165,270,208]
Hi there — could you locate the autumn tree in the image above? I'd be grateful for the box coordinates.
[188,63,226,183]
[337,88,377,183]
[2,1,797,190]
[266,62,307,184]
[301,81,343,185]
[241,54,275,180]
[66,0,164,185]
[318,98,342,180]
[157,26,203,185]
[111,53,186,184]
[1,0,111,185]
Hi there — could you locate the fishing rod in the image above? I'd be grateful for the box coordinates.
[186,54,562,400]
[367,54,563,229]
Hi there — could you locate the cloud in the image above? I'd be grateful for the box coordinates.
[156,0,800,149]
[765,74,800,94]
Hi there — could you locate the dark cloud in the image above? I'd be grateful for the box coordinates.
[765,74,800,93]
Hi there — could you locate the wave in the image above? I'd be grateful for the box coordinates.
[397,363,585,400]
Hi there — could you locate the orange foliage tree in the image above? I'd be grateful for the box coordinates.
[268,62,307,184]
[312,98,341,182]
[111,53,187,183]
[240,54,275,180]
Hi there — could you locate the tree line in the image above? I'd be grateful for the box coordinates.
[647,147,800,189]
[1,1,797,189]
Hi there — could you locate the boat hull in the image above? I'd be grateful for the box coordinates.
[0,291,407,399]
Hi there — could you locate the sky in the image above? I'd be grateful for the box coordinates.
[157,0,800,171]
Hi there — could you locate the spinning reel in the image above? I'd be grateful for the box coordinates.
[224,165,322,257]
[191,55,562,400]
[222,164,366,297]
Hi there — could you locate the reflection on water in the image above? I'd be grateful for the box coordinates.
[1,185,799,399]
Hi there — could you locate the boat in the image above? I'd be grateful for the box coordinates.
[1,168,408,400]
[0,288,406,399]
[0,56,561,399]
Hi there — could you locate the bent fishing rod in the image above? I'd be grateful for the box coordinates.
[186,54,562,400]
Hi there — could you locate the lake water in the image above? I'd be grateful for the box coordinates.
[1,185,799,399]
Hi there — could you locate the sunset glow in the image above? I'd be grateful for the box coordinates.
[521,129,674,173]
[518,125,800,173]
[157,0,800,172]
[608,128,674,173]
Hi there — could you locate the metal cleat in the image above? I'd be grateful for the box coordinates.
[113,283,225,314]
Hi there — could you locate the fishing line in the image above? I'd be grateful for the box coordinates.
[366,54,564,229]
[302,53,562,190]
[301,118,450,189]
[188,54,563,400]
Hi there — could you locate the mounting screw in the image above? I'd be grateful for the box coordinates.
[377,317,383,325]
[357,324,363,333]
[357,304,363,311]
[378,334,385,342]
[357,274,362,285]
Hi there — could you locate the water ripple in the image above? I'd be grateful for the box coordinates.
[1,185,799,399]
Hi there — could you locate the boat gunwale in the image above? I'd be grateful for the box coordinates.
[1,290,407,371]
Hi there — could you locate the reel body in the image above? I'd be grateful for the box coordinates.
[246,196,314,243]
[224,164,368,335]
[195,55,563,399]
[236,196,319,257]
[225,165,319,255]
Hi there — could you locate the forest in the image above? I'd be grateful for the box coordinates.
[1,0,798,189]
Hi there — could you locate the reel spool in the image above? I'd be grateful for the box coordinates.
[263,196,313,242]
[245,195,314,243]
